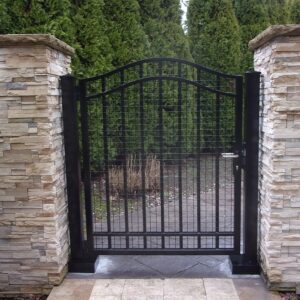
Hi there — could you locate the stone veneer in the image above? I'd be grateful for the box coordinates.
[0,34,74,296]
[250,25,300,290]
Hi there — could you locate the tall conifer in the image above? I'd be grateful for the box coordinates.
[234,0,269,71]
[103,0,149,67]
[71,0,112,76]
[2,0,75,45]
[0,1,11,33]
[139,0,191,59]
[266,0,290,23]
[187,0,241,150]
[187,0,241,73]
[290,0,300,23]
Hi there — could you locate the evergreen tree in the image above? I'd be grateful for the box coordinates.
[234,0,269,71]
[187,0,241,73]
[290,0,300,23]
[71,0,112,77]
[0,1,11,33]
[103,0,149,67]
[139,0,191,59]
[70,0,114,166]
[2,0,75,45]
[0,0,113,76]
[139,1,193,154]
[187,0,241,150]
[266,0,290,24]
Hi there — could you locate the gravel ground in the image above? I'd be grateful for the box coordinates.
[93,156,237,249]
[280,293,300,300]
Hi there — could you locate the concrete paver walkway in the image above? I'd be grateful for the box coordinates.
[48,278,281,300]
[48,256,281,299]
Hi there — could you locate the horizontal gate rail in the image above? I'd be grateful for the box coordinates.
[92,232,235,237]
[84,76,237,100]
[90,249,236,256]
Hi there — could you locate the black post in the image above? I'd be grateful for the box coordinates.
[61,75,84,259]
[244,71,260,262]
[230,70,261,274]
[61,75,95,272]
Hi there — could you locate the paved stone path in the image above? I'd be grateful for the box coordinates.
[48,277,281,300]
[47,255,281,300]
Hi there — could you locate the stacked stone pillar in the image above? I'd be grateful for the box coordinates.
[250,25,300,290]
[0,35,74,296]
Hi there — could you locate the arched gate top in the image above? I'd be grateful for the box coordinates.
[81,57,242,100]
[82,57,241,82]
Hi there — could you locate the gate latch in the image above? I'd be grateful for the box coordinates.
[221,153,239,159]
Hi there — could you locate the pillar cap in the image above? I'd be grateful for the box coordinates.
[0,34,75,56]
[249,25,300,51]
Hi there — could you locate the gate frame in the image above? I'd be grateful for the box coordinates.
[61,62,260,274]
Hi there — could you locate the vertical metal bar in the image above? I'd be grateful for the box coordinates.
[139,64,147,248]
[196,69,201,248]
[158,61,165,248]
[215,75,220,249]
[244,71,260,262]
[177,63,183,248]
[61,75,84,259]
[102,77,111,249]
[79,80,94,252]
[233,76,243,253]
[120,70,129,248]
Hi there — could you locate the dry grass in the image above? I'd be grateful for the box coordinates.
[106,155,160,196]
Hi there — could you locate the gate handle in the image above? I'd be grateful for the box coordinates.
[221,153,239,158]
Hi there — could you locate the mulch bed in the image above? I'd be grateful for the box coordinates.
[280,293,300,300]
[0,296,47,300]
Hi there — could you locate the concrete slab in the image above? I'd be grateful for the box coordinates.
[174,263,213,278]
[92,255,232,279]
[47,278,95,300]
[122,278,164,298]
[90,296,122,300]
[164,278,206,299]
[91,279,125,297]
[133,255,206,277]
[175,257,232,278]
[94,255,161,278]
[204,278,239,300]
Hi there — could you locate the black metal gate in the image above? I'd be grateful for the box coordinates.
[61,58,260,273]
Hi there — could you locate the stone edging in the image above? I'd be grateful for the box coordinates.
[249,24,300,51]
[0,34,75,56]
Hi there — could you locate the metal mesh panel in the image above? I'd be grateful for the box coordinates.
[81,58,242,254]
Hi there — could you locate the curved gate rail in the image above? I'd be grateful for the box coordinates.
[61,58,260,274]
